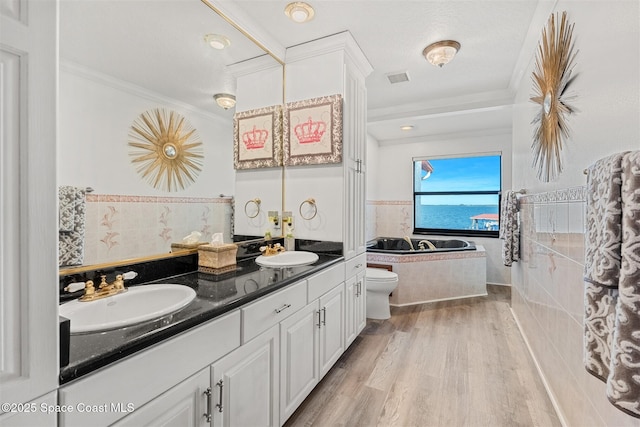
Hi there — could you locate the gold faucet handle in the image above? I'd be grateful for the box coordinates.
[114,274,125,290]
[84,280,95,296]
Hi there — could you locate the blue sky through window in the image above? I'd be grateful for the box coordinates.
[414,155,500,205]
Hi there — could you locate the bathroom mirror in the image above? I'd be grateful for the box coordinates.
[58,0,284,272]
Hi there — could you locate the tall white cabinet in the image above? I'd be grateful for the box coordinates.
[284,32,373,259]
[0,1,58,425]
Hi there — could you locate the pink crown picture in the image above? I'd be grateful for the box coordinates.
[242,125,269,150]
[283,94,343,167]
[294,117,326,144]
[233,104,282,170]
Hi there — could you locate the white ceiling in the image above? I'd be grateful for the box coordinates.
[60,0,555,143]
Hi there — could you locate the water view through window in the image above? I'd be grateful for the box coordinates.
[413,154,501,237]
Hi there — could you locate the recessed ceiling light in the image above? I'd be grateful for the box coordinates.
[401,125,414,131]
[284,2,315,23]
[422,40,461,67]
[204,34,231,50]
[213,93,236,110]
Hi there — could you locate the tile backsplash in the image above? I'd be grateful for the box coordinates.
[512,186,639,426]
[82,194,233,265]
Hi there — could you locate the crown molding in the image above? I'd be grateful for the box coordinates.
[285,31,373,78]
[227,54,283,78]
[60,60,229,124]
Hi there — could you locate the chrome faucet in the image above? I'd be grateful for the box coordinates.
[403,236,416,251]
[418,239,436,251]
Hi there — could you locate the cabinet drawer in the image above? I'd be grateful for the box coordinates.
[307,262,345,302]
[242,280,307,343]
[345,253,366,279]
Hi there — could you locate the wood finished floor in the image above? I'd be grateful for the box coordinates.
[284,285,561,427]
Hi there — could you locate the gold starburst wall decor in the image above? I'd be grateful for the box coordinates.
[128,109,204,192]
[530,11,578,182]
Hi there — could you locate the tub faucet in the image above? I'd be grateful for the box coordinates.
[418,239,436,251]
[403,236,416,251]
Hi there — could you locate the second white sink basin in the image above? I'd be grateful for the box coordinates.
[256,251,319,268]
[59,284,196,333]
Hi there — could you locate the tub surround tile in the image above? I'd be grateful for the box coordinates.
[370,246,487,306]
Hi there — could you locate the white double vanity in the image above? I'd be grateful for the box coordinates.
[58,254,366,427]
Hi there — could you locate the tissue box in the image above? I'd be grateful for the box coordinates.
[198,243,238,275]
[171,242,207,251]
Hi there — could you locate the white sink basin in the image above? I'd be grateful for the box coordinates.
[256,251,319,268]
[59,284,196,333]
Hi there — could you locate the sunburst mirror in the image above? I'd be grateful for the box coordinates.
[128,109,204,192]
[530,11,578,182]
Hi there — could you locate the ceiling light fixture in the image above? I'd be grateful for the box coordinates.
[400,125,414,131]
[284,2,315,23]
[204,34,231,50]
[213,93,236,110]
[422,40,461,67]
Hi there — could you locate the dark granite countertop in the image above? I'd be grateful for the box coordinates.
[59,253,343,385]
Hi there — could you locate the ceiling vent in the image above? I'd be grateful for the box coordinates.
[386,71,410,84]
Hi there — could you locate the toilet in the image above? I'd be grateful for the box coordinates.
[365,267,398,320]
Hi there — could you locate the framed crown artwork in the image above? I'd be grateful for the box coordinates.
[233,105,283,170]
[283,94,343,166]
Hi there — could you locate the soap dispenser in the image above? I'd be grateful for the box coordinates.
[283,211,295,251]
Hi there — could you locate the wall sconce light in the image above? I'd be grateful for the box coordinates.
[422,40,461,67]
[284,2,315,23]
[213,93,236,110]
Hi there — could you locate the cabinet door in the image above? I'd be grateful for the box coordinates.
[319,284,345,378]
[0,392,56,427]
[211,325,279,427]
[113,370,209,427]
[344,276,357,347]
[0,0,58,409]
[343,68,367,259]
[279,301,320,424]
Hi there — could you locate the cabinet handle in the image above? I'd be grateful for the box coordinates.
[203,387,212,422]
[356,263,363,268]
[321,307,327,326]
[275,303,292,314]
[317,310,322,328]
[215,380,224,413]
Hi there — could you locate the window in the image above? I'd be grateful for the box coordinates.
[413,154,501,238]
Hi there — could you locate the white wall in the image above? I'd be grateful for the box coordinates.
[59,63,235,197]
[511,1,640,425]
[367,132,513,285]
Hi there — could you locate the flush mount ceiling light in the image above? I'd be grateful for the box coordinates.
[284,2,315,23]
[204,34,231,50]
[213,93,236,110]
[400,125,414,131]
[422,40,461,67]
